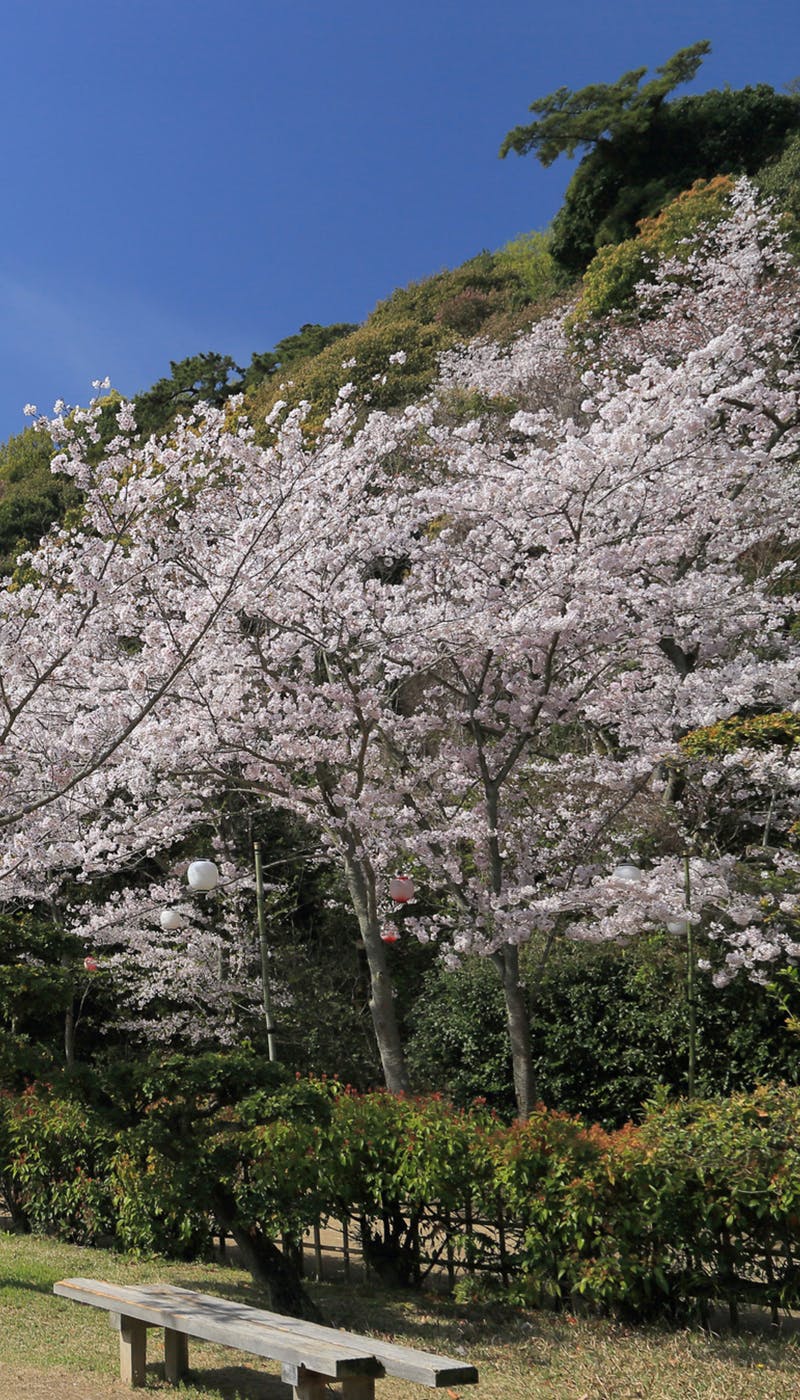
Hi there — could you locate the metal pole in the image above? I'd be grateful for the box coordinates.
[684,853,696,1098]
[254,840,278,1062]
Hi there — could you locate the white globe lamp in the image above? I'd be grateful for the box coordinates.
[667,916,690,936]
[187,859,220,892]
[159,908,186,931]
[612,861,643,884]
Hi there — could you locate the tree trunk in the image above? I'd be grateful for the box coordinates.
[493,945,535,1119]
[211,1188,322,1321]
[0,1174,30,1233]
[344,855,411,1095]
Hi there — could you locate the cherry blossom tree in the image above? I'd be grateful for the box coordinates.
[1,182,798,1115]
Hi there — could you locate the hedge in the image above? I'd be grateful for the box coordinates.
[3,1080,800,1319]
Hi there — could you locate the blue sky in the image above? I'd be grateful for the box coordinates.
[0,0,797,442]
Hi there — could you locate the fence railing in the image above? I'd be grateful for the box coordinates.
[287,1197,520,1290]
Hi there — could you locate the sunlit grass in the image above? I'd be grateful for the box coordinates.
[3,1229,800,1399]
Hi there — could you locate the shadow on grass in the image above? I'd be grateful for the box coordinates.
[0,1276,59,1298]
[150,1363,285,1399]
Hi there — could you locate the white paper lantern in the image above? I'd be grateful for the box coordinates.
[612,862,642,884]
[667,917,690,936]
[187,859,220,892]
[159,908,185,931]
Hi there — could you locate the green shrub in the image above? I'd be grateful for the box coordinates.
[680,711,800,758]
[493,231,564,304]
[5,1075,800,1320]
[248,318,453,440]
[407,942,798,1129]
[570,176,736,326]
[0,428,80,573]
[756,131,800,253]
[110,1136,212,1258]
[0,1085,115,1243]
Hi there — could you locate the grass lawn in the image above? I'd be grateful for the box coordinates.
[2,1229,800,1399]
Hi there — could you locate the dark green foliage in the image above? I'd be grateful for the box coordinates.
[559,85,800,271]
[757,131,800,251]
[0,428,80,574]
[132,351,245,438]
[406,958,513,1113]
[502,43,800,272]
[552,85,800,271]
[407,939,799,1128]
[242,322,359,391]
[499,41,710,166]
[244,808,383,1085]
[0,910,75,1086]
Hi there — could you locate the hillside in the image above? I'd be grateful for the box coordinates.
[1,47,798,574]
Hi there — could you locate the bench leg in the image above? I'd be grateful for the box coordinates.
[164,1327,189,1382]
[119,1315,147,1387]
[281,1363,328,1400]
[341,1380,376,1400]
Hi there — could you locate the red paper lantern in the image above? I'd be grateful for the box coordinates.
[83,956,99,972]
[381,926,401,944]
[389,874,415,904]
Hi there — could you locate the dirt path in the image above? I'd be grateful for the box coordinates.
[0,1366,131,1399]
[0,1361,286,1399]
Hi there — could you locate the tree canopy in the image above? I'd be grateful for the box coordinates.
[499,41,711,165]
[501,43,800,270]
[0,185,797,1119]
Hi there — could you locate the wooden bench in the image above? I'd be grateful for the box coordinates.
[53,1277,479,1396]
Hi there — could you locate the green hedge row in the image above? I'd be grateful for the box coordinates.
[3,1079,800,1319]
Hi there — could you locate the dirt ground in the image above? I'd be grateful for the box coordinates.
[0,1365,132,1399]
[0,1364,292,1399]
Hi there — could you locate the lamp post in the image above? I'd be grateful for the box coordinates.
[612,857,696,1096]
[184,854,277,1062]
[663,858,696,1096]
[682,855,696,1098]
[254,841,278,1063]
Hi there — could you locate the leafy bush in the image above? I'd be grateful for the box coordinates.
[493,231,564,304]
[757,132,800,252]
[570,176,735,325]
[5,1074,800,1320]
[407,942,799,1128]
[680,711,800,758]
[110,1135,212,1258]
[0,428,80,573]
[0,1085,115,1243]
[249,318,453,440]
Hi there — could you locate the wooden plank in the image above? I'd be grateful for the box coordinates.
[164,1327,189,1383]
[54,1280,380,1379]
[119,1315,147,1387]
[282,1364,328,1400]
[141,1284,476,1383]
[333,1329,478,1387]
[55,1277,478,1387]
